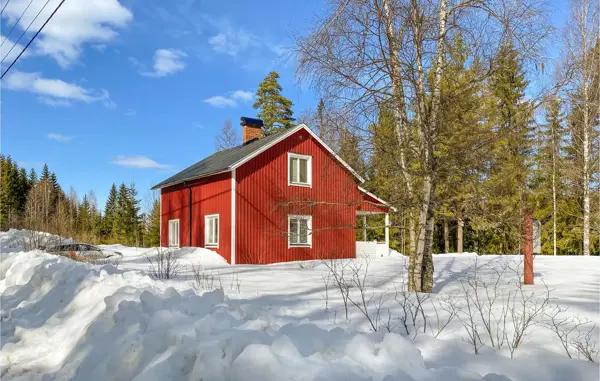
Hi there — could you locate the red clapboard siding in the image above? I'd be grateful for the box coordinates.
[235,129,379,264]
[161,172,232,262]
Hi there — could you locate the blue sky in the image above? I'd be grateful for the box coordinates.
[1,0,569,211]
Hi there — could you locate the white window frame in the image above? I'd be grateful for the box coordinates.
[168,219,180,248]
[288,153,312,187]
[204,214,219,248]
[288,214,313,248]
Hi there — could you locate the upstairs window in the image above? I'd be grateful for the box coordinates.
[288,215,312,247]
[168,219,180,247]
[205,214,219,247]
[288,153,312,187]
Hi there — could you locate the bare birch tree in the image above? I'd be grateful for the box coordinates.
[563,0,599,256]
[294,0,550,291]
[215,119,240,151]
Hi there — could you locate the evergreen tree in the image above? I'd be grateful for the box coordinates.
[78,195,91,234]
[103,184,118,237]
[40,164,50,182]
[147,198,161,247]
[253,71,295,135]
[28,168,38,185]
[478,42,533,253]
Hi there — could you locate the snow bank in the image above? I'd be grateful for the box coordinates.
[1,250,504,381]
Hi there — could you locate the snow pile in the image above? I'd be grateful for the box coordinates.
[1,250,505,381]
[0,229,71,253]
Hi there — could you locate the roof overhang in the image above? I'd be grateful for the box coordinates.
[152,123,366,190]
[358,186,398,212]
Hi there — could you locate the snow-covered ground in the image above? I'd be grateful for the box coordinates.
[1,229,598,381]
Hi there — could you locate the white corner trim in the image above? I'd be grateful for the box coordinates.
[229,124,365,184]
[231,169,236,265]
[159,192,162,247]
[358,186,398,212]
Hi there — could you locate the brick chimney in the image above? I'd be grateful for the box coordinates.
[240,117,263,144]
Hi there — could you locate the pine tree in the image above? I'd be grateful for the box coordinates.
[253,71,295,135]
[78,195,91,234]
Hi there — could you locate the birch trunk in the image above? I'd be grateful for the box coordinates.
[457,218,464,254]
[443,219,450,253]
[581,4,591,256]
[552,118,558,256]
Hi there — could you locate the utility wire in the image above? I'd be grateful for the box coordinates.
[0,0,51,65]
[1,0,36,47]
[0,0,61,79]
[1,0,13,15]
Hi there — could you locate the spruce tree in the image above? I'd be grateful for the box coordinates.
[253,71,295,135]
[479,42,533,253]
[103,184,118,238]
[28,168,37,185]
[41,164,50,182]
[147,199,161,247]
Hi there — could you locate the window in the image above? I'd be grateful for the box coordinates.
[205,214,219,247]
[168,219,180,247]
[288,153,312,187]
[288,215,312,247]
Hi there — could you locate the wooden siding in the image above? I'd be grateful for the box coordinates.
[235,129,387,264]
[161,172,232,262]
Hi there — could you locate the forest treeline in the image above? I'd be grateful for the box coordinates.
[0,158,160,247]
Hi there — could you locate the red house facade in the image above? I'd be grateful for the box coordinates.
[153,118,394,264]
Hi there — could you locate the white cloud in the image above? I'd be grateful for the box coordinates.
[0,34,32,64]
[125,108,136,116]
[3,70,114,107]
[208,24,259,56]
[38,96,72,107]
[47,133,73,142]
[203,90,253,108]
[16,160,44,168]
[139,49,187,78]
[111,155,171,169]
[1,0,132,68]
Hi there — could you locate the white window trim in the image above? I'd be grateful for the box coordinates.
[168,219,180,248]
[205,214,220,248]
[288,214,313,248]
[288,152,312,187]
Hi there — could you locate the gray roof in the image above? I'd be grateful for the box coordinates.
[151,126,300,190]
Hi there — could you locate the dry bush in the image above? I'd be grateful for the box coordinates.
[146,247,182,280]
[191,264,222,290]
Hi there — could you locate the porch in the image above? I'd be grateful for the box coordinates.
[356,211,391,258]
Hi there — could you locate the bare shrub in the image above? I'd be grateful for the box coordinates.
[146,247,182,279]
[544,305,597,360]
[345,257,388,331]
[428,293,459,339]
[572,325,599,362]
[191,264,222,290]
[229,271,242,293]
[297,260,318,269]
[322,259,352,320]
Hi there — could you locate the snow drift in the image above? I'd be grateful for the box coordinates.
[1,250,507,381]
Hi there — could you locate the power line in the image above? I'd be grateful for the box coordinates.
[1,0,65,79]
[1,0,13,15]
[0,0,51,65]
[1,0,36,47]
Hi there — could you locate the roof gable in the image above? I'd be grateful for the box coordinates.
[152,124,365,190]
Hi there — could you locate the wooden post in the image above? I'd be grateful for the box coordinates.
[385,213,390,247]
[523,212,534,285]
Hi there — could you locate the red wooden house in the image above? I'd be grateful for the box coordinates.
[152,117,394,264]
